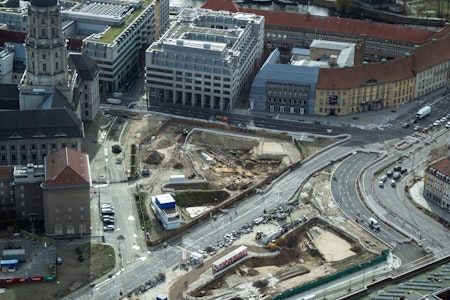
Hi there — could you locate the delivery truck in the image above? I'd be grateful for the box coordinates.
[416,105,431,119]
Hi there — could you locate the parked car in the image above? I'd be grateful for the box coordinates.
[413,125,421,131]
[379,176,387,182]
[402,122,409,128]
[378,181,384,187]
[78,255,84,262]
[446,121,450,129]
[400,167,408,174]
[393,165,401,172]
[76,247,82,254]
[393,171,401,179]
[391,180,396,187]
[386,170,393,177]
[56,257,62,264]
[103,225,115,232]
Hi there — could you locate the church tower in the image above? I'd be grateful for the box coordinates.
[20,0,75,111]
[25,0,67,87]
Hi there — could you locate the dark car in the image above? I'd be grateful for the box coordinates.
[78,255,84,262]
[386,170,393,177]
[402,122,409,128]
[400,167,408,174]
[393,165,401,171]
[76,247,82,254]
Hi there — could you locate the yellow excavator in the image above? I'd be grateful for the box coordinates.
[266,237,286,250]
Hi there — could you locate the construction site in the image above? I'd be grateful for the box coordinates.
[110,112,388,299]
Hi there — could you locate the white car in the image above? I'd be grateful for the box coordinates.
[446,121,450,129]
[378,181,384,187]
[103,225,115,232]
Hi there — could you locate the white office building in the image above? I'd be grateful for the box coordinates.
[66,0,170,94]
[145,8,264,111]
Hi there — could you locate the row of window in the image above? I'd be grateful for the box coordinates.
[268,105,307,114]
[1,143,76,152]
[55,207,85,213]
[55,214,85,222]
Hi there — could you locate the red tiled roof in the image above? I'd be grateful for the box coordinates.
[202,0,438,45]
[67,38,82,52]
[43,148,90,188]
[413,34,450,73]
[201,0,243,13]
[317,55,414,89]
[0,29,26,46]
[429,156,450,177]
[243,9,435,45]
[0,166,14,180]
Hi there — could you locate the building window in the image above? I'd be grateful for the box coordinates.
[68,215,72,221]
[43,64,46,72]
[80,214,84,221]
[21,201,24,207]
[42,54,46,59]
[56,208,60,213]
[80,207,84,212]
[41,28,45,37]
[68,207,72,212]
[56,216,60,222]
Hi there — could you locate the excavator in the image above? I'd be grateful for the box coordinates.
[266,237,286,250]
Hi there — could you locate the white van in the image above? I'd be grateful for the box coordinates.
[368,217,380,231]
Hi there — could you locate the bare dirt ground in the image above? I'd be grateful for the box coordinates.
[101,113,385,299]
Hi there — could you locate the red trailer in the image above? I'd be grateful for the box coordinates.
[212,246,247,273]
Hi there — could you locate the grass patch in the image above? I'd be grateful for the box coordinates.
[135,192,152,232]
[90,244,115,279]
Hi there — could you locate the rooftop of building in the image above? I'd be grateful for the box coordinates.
[80,0,153,44]
[0,108,84,141]
[428,156,450,177]
[13,163,45,181]
[155,194,175,205]
[42,147,90,188]
[201,0,443,46]
[150,7,261,55]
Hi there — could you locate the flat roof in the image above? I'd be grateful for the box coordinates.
[155,194,175,204]
[84,0,154,44]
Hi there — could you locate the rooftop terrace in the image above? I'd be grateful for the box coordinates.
[82,0,154,44]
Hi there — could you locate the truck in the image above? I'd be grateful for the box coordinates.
[368,217,380,231]
[416,105,431,119]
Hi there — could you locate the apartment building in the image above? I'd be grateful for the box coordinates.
[145,8,264,111]
[423,156,450,215]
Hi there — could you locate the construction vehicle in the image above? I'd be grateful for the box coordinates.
[265,237,286,250]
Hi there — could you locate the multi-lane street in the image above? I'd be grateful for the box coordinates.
[70,90,450,299]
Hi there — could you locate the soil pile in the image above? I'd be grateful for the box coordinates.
[144,150,164,165]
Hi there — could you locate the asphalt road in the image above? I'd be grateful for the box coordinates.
[72,87,450,299]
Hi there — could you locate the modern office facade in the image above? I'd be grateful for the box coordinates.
[250,49,319,114]
[203,0,450,116]
[77,0,170,93]
[145,8,264,111]
[423,156,450,215]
